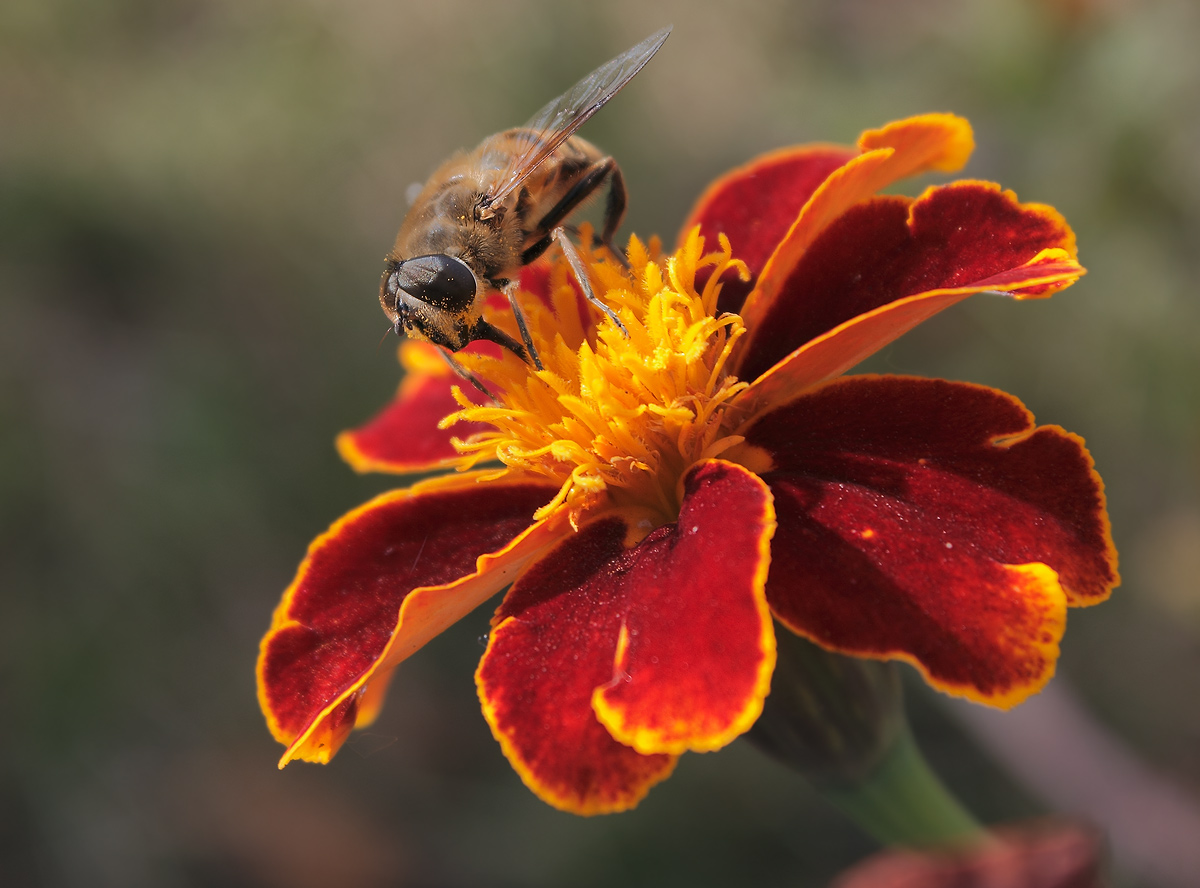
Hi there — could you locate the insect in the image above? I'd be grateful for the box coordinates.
[379,26,671,371]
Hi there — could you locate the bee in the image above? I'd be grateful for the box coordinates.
[379,27,671,371]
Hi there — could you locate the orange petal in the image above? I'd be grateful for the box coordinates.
[679,144,858,314]
[477,516,678,815]
[336,342,491,475]
[591,461,777,755]
[257,471,567,766]
[476,461,777,813]
[736,113,975,352]
[733,182,1084,424]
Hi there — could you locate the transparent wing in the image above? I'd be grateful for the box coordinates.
[487,26,671,205]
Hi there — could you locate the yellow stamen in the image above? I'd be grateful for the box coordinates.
[445,227,751,530]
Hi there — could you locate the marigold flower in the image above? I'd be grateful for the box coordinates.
[257,113,1118,815]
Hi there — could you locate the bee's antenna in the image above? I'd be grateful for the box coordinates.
[377,324,396,351]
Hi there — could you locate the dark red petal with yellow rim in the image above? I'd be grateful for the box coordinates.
[732,182,1084,421]
[591,461,776,755]
[738,375,1117,707]
[681,145,856,314]
[737,114,974,342]
[476,460,777,814]
[681,114,974,318]
[336,342,491,474]
[738,181,1080,382]
[257,472,567,765]
[834,820,1104,888]
[476,517,677,815]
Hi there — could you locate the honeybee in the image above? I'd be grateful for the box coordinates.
[379,27,671,370]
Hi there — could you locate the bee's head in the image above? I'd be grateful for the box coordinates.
[382,254,477,313]
[379,253,480,347]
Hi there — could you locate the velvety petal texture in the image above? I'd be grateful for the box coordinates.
[258,473,564,764]
[337,343,491,474]
[476,461,776,814]
[738,113,975,337]
[736,181,1082,385]
[684,113,974,318]
[739,375,1117,706]
[684,145,857,314]
[729,186,1083,424]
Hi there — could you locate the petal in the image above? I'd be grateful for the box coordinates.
[733,182,1084,421]
[516,257,556,306]
[257,471,566,766]
[477,517,677,816]
[338,261,564,477]
[336,342,491,474]
[736,113,975,343]
[740,375,1117,707]
[591,461,777,755]
[476,460,776,814]
[681,145,857,314]
[833,820,1104,888]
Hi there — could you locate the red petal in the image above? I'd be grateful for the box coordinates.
[681,145,856,314]
[733,182,1084,421]
[740,181,1079,381]
[736,113,974,338]
[743,376,1117,707]
[257,472,566,765]
[592,461,776,754]
[336,342,490,474]
[476,461,776,814]
[832,820,1104,888]
[517,258,554,305]
[477,517,677,815]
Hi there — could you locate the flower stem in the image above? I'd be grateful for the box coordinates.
[820,721,985,848]
[746,630,986,847]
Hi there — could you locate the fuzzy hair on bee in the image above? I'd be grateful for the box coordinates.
[379,26,671,371]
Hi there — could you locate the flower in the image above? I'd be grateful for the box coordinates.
[257,114,1118,815]
[830,820,1104,888]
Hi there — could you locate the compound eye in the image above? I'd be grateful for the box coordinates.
[386,254,477,312]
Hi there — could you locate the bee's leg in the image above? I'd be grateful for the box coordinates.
[597,163,630,270]
[553,226,628,337]
[436,347,498,403]
[474,312,542,372]
[522,157,620,266]
[502,284,544,371]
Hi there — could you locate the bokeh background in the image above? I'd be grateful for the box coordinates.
[4,0,1200,885]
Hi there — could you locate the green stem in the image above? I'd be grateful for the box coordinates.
[820,722,985,848]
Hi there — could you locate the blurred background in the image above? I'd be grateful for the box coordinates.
[3,0,1199,885]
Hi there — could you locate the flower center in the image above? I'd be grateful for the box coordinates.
[444,229,750,530]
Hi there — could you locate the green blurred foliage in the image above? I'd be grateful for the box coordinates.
[2,0,1198,885]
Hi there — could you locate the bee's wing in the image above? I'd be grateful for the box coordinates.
[487,26,671,205]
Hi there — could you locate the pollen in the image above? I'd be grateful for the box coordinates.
[443,228,751,530]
